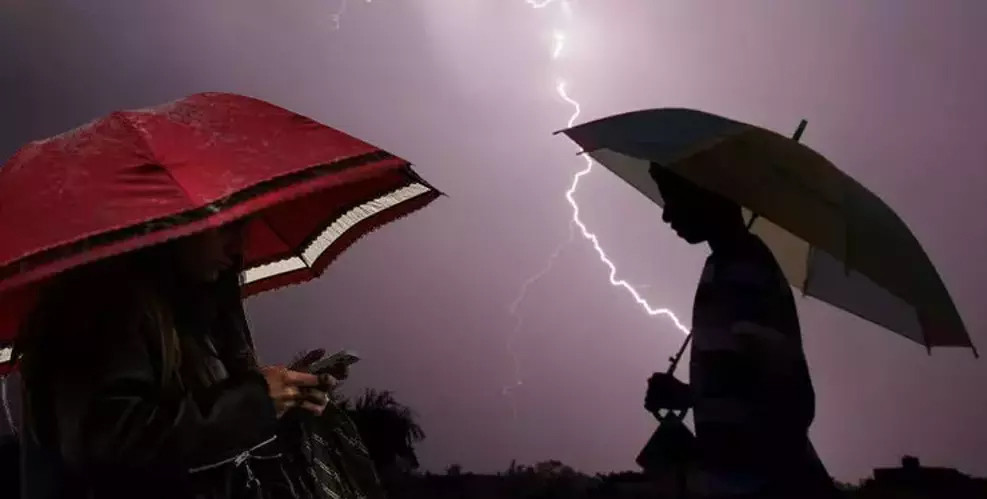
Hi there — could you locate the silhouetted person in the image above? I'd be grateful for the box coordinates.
[644,164,838,498]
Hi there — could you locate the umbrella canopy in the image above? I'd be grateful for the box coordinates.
[558,108,973,354]
[0,92,441,373]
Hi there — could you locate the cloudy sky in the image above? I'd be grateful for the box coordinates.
[2,0,985,481]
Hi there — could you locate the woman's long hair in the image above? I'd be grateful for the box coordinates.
[15,237,256,445]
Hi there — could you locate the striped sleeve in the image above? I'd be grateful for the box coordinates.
[713,258,782,327]
[692,255,795,418]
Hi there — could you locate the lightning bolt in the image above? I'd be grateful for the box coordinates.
[329,0,372,32]
[503,0,689,420]
[556,80,690,330]
[501,222,575,419]
[329,0,348,31]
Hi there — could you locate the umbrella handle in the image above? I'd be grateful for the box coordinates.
[649,333,694,421]
[667,333,693,376]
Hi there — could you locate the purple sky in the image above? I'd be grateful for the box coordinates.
[2,0,986,482]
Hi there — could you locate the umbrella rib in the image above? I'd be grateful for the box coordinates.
[114,113,198,206]
[800,246,815,296]
[401,164,446,197]
[258,215,304,267]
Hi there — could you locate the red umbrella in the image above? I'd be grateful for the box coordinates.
[0,92,441,374]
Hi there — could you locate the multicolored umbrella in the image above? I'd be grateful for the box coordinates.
[558,108,974,354]
[0,92,442,374]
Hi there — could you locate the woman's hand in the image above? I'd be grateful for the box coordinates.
[260,366,336,417]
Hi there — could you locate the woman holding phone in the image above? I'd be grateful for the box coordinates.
[17,224,337,499]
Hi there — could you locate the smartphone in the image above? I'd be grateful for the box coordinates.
[309,349,360,375]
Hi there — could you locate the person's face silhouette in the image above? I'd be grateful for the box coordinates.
[650,165,738,245]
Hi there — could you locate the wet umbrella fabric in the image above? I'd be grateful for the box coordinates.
[558,108,973,353]
[0,92,441,374]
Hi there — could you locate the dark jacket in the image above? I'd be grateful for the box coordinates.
[19,264,285,499]
[1,433,19,496]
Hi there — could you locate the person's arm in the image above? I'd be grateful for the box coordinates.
[48,298,278,482]
[713,258,804,391]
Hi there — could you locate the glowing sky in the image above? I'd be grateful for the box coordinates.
[2,0,986,481]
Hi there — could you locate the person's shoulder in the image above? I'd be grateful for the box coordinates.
[714,236,779,289]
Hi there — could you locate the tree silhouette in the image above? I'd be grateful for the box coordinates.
[345,388,425,474]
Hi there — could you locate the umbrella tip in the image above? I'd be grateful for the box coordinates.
[792,119,808,142]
